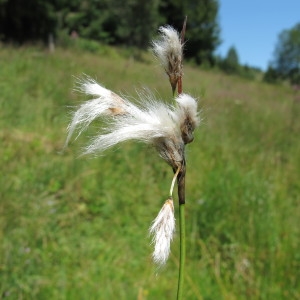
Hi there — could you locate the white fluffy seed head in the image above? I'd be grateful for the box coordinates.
[174,94,200,144]
[65,78,199,167]
[149,198,175,265]
[176,93,200,129]
[152,26,182,69]
[152,25,183,92]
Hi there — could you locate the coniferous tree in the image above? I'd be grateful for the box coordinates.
[112,0,160,49]
[0,0,56,43]
[271,23,300,85]
[263,66,280,84]
[220,46,240,74]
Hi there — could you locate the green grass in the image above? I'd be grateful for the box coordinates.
[0,44,299,299]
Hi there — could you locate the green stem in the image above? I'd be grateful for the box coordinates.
[177,202,186,300]
[176,17,188,298]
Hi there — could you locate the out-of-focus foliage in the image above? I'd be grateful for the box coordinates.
[269,22,300,85]
[219,46,240,74]
[263,66,281,84]
[217,46,261,80]
[0,0,57,42]
[0,0,220,64]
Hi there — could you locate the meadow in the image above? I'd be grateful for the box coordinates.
[0,43,299,299]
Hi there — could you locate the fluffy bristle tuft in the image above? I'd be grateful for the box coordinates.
[149,198,176,265]
[152,25,183,91]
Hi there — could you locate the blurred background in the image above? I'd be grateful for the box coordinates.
[0,0,299,299]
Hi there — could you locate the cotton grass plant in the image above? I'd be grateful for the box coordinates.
[65,18,199,299]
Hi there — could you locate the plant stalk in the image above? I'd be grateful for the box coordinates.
[176,17,188,299]
[176,160,186,300]
[177,201,186,300]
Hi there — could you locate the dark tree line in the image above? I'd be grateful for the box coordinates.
[0,0,57,43]
[0,0,220,65]
[264,22,300,85]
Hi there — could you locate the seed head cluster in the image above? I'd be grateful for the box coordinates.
[66,77,199,171]
[65,25,200,265]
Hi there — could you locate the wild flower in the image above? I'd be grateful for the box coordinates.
[149,197,175,265]
[152,25,183,93]
[66,77,199,170]
[65,76,199,265]
[65,22,200,277]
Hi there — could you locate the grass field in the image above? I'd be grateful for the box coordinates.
[0,44,299,299]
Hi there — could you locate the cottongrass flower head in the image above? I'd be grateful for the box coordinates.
[65,21,200,300]
[65,76,199,266]
[149,197,175,265]
[152,25,183,93]
[65,24,200,277]
[65,77,199,171]
[149,166,180,265]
